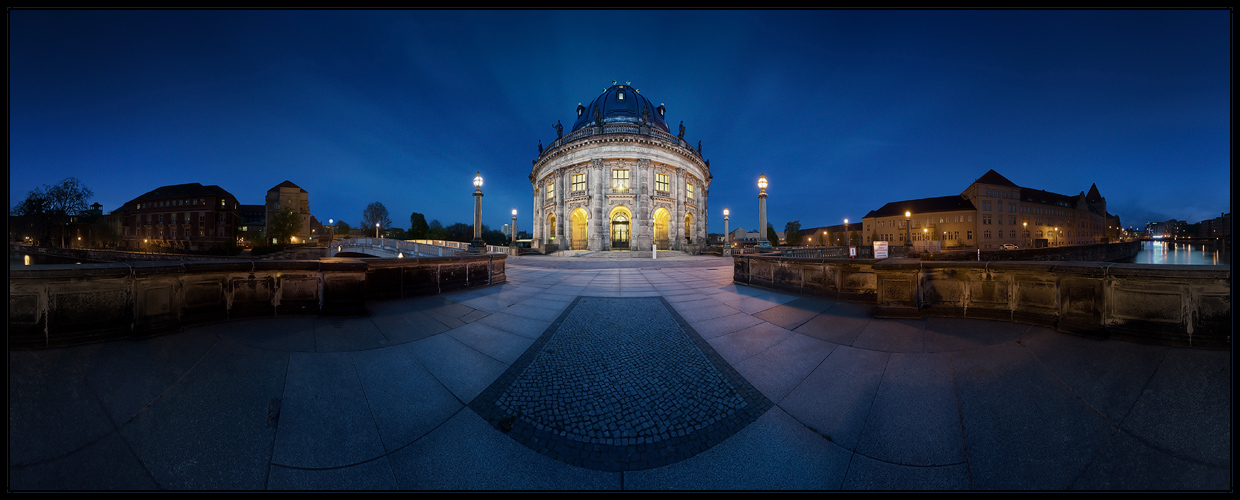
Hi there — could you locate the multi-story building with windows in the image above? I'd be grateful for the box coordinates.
[120,183,240,251]
[530,83,711,252]
[863,170,1109,250]
[265,180,312,244]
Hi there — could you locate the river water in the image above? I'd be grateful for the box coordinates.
[1122,240,1231,266]
[8,252,106,266]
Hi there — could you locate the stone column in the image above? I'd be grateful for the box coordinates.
[635,159,652,251]
[532,185,542,250]
[757,181,771,249]
[674,168,684,251]
[591,159,606,251]
[556,169,566,250]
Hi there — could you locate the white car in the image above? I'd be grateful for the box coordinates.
[1000,243,1019,250]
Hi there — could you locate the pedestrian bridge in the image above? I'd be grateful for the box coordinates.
[327,238,510,258]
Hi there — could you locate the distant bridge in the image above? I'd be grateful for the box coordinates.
[327,238,510,258]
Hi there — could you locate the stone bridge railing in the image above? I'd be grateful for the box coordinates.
[9,255,505,349]
[733,255,1230,349]
[330,238,510,257]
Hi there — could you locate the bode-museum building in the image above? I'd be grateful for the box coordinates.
[530,83,712,252]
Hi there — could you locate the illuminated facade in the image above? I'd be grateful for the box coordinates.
[530,83,711,252]
[265,180,312,244]
[863,170,1109,249]
[120,183,240,251]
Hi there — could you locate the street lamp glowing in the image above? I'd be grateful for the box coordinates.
[376,222,380,238]
[512,208,517,216]
[756,174,771,250]
[904,211,912,246]
[723,208,730,217]
[471,171,485,251]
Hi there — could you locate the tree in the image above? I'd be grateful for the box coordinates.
[427,219,448,240]
[784,221,802,246]
[268,208,302,244]
[11,177,94,247]
[766,223,779,247]
[335,220,352,235]
[409,212,429,239]
[446,222,473,242]
[361,202,392,234]
[482,225,506,246]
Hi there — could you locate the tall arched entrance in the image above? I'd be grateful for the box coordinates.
[570,208,589,250]
[610,207,632,250]
[653,208,670,250]
[684,212,694,244]
[547,213,556,245]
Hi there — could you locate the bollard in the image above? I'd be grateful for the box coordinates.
[653,243,657,259]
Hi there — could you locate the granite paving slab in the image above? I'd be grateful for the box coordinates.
[952,342,1114,489]
[734,332,837,402]
[623,407,849,490]
[840,453,971,490]
[855,352,964,466]
[778,345,890,450]
[1118,347,1231,467]
[273,351,385,469]
[387,410,622,490]
[313,316,390,351]
[351,347,462,450]
[405,334,509,404]
[117,340,288,489]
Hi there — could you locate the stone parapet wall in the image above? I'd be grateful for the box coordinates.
[9,255,505,349]
[733,256,879,302]
[735,255,1230,348]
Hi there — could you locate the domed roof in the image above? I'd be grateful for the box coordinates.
[570,83,670,133]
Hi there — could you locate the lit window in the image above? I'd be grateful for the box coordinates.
[687,183,694,199]
[572,173,586,192]
[546,181,554,199]
[612,169,630,191]
[656,173,669,192]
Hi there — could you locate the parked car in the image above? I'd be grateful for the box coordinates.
[1000,243,1019,250]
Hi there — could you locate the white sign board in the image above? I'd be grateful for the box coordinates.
[849,246,857,258]
[874,241,889,259]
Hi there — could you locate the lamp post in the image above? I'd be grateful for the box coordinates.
[510,208,518,250]
[1023,221,1028,248]
[756,174,772,250]
[471,172,485,252]
[375,222,380,239]
[1053,227,1058,247]
[723,208,730,256]
[328,219,334,245]
[905,211,912,248]
[844,218,849,247]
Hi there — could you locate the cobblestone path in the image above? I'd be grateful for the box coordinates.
[470,296,772,471]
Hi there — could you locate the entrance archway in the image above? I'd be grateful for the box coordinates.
[653,208,670,250]
[610,207,632,250]
[547,213,556,244]
[570,208,589,250]
[684,212,694,244]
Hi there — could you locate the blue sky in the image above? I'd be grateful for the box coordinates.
[9,9,1231,234]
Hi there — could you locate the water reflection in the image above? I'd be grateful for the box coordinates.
[1128,241,1231,266]
[10,253,92,266]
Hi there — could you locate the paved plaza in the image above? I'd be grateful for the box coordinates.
[8,255,1232,490]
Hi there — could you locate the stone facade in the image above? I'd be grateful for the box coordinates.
[863,169,1111,250]
[119,183,240,251]
[530,84,711,252]
[265,180,312,244]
